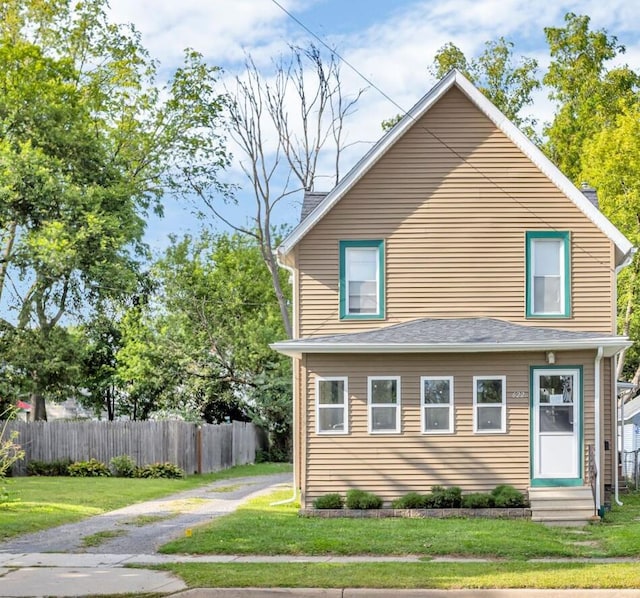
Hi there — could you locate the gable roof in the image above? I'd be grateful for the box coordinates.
[271,317,630,358]
[278,69,633,265]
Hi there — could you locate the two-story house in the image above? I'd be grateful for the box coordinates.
[272,70,634,525]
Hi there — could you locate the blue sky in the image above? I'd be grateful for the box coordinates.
[107,0,640,252]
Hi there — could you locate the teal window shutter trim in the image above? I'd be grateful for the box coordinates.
[525,231,571,318]
[339,240,385,320]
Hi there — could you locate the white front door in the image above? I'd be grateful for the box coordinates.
[532,368,581,482]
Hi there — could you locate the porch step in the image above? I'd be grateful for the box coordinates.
[528,486,596,527]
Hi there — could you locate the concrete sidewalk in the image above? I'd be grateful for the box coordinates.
[2,553,640,597]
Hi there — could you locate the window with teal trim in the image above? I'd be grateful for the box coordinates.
[339,240,385,319]
[526,232,570,318]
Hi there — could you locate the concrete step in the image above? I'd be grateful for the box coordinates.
[528,486,595,526]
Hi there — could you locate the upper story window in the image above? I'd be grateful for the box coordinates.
[368,376,400,433]
[526,231,570,318]
[316,376,348,434]
[339,240,385,319]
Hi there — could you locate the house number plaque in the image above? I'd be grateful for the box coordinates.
[511,391,528,399]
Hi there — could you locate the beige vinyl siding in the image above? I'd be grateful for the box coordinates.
[297,87,614,337]
[301,350,597,507]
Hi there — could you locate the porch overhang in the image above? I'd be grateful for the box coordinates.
[271,317,631,359]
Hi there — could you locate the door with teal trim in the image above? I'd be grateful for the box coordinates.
[532,368,581,483]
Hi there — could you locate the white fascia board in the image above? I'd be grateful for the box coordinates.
[271,337,632,359]
[277,71,460,258]
[452,74,633,262]
[278,69,633,262]
[624,396,640,420]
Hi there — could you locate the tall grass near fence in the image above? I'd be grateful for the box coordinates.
[3,420,261,476]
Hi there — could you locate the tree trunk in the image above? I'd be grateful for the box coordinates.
[31,392,47,421]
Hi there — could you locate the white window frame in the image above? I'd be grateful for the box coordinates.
[473,375,506,434]
[421,376,454,434]
[315,376,348,435]
[368,376,401,434]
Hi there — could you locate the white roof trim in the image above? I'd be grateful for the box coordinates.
[624,395,640,420]
[278,69,633,262]
[271,338,631,359]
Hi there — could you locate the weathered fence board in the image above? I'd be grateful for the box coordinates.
[3,420,261,476]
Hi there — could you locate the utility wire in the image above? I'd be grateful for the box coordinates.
[270,0,623,271]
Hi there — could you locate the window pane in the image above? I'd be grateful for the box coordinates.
[347,248,377,280]
[371,405,396,430]
[423,379,451,404]
[425,406,450,431]
[319,380,344,405]
[319,407,345,432]
[349,281,377,313]
[539,375,573,404]
[476,379,503,404]
[477,405,502,430]
[533,276,561,313]
[534,239,561,276]
[539,405,573,433]
[371,379,397,404]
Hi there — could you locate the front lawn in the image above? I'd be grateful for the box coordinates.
[0,462,291,541]
[161,561,640,590]
[159,488,640,559]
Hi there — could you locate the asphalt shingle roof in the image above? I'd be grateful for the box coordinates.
[287,318,619,346]
[300,191,327,222]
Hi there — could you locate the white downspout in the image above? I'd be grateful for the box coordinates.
[613,254,634,507]
[594,346,604,514]
[271,253,298,506]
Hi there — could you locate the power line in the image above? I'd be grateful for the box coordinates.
[269,0,621,271]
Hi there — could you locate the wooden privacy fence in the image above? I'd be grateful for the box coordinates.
[4,420,261,476]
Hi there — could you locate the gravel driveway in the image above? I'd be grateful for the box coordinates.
[0,472,292,555]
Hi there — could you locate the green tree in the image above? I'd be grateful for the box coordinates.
[581,101,640,383]
[383,38,540,135]
[433,38,539,136]
[543,12,640,182]
[0,0,228,418]
[118,232,292,454]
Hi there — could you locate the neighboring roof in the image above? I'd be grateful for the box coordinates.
[278,69,633,265]
[624,395,640,421]
[16,400,31,410]
[301,192,327,222]
[271,317,631,358]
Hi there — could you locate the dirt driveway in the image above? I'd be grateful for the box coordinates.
[0,472,292,555]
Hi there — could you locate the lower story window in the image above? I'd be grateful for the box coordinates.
[316,377,348,434]
[473,375,506,433]
[421,376,454,433]
[368,376,401,433]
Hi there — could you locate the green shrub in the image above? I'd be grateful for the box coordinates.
[26,458,72,476]
[109,455,137,478]
[491,484,527,507]
[137,462,184,479]
[345,488,383,509]
[68,458,111,477]
[312,493,344,509]
[426,485,462,508]
[391,492,428,509]
[461,492,494,508]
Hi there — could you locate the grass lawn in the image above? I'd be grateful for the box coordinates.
[0,462,291,541]
[161,561,640,589]
[159,488,640,559]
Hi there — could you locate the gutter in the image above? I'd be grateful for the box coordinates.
[271,339,631,359]
[595,346,604,514]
